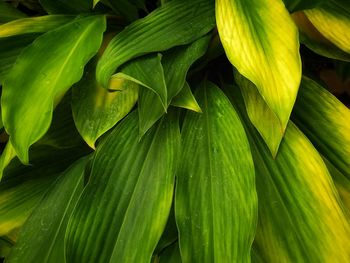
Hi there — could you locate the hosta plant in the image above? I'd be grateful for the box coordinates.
[0,0,350,262]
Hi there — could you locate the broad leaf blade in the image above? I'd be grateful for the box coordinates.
[235,73,282,157]
[229,87,350,262]
[0,15,73,38]
[66,111,180,263]
[6,157,89,263]
[292,76,350,178]
[72,61,138,149]
[1,15,106,163]
[0,145,88,236]
[305,3,350,54]
[96,0,215,88]
[176,82,257,262]
[216,0,301,136]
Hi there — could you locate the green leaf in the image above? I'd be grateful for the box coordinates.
[120,53,167,109]
[292,76,350,178]
[228,87,350,262]
[305,2,350,54]
[0,142,17,181]
[234,72,282,157]
[0,35,38,84]
[175,82,257,262]
[134,35,210,136]
[171,82,202,113]
[96,0,215,88]
[0,145,88,236]
[72,61,138,149]
[0,2,26,23]
[323,158,350,216]
[39,0,92,14]
[0,15,73,38]
[216,0,301,137]
[66,110,180,263]
[6,157,89,263]
[1,15,106,164]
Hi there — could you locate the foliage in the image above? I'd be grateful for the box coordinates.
[0,0,349,262]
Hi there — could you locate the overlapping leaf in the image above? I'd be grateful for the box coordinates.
[176,82,257,262]
[1,15,106,163]
[235,73,282,157]
[228,87,350,262]
[292,77,350,178]
[6,157,89,263]
[66,111,180,263]
[171,82,202,113]
[216,0,301,150]
[0,145,88,236]
[72,61,138,148]
[305,2,350,54]
[96,0,215,88]
[0,15,73,38]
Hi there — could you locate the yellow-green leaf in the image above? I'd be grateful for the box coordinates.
[229,87,350,262]
[0,15,73,38]
[305,3,350,54]
[292,76,350,178]
[1,16,106,164]
[235,72,282,157]
[216,0,301,138]
[176,82,257,262]
[72,61,138,149]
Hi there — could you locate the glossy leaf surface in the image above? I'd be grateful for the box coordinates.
[2,15,106,163]
[305,3,350,54]
[96,0,215,88]
[176,82,257,262]
[216,0,301,137]
[292,77,350,177]
[6,157,89,263]
[66,111,180,263]
[72,61,138,148]
[229,88,350,262]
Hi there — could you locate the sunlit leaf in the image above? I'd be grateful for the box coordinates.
[292,12,350,62]
[228,87,350,262]
[1,15,106,163]
[235,72,282,157]
[0,15,73,38]
[72,61,138,149]
[216,0,301,139]
[292,76,350,178]
[176,82,257,262]
[6,157,89,263]
[305,2,350,54]
[66,111,180,263]
[96,0,215,88]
